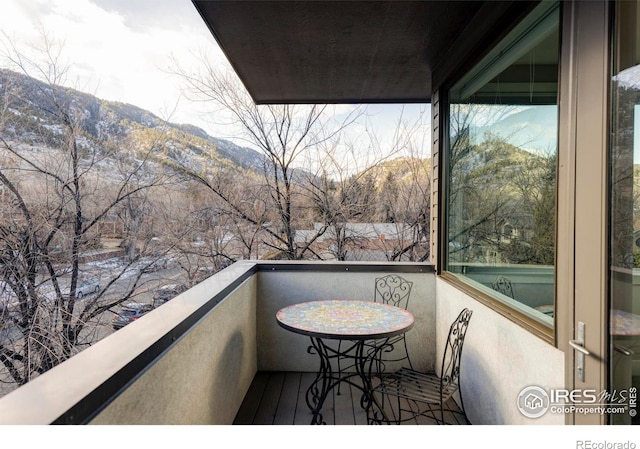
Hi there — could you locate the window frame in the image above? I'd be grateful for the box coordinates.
[437,1,561,344]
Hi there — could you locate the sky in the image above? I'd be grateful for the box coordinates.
[0,0,431,160]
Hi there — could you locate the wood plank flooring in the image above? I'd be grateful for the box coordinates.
[234,371,470,425]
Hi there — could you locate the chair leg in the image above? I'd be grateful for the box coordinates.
[368,390,390,425]
[336,340,342,394]
[402,337,413,370]
[391,396,404,425]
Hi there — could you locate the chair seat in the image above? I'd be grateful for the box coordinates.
[367,308,473,425]
[375,367,458,405]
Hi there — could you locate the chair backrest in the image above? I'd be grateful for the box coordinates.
[440,308,473,392]
[374,274,413,309]
[491,276,515,298]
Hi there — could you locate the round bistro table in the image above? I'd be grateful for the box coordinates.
[276,299,414,425]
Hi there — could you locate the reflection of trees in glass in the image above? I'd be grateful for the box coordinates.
[610,78,638,268]
[523,154,556,264]
[448,104,556,266]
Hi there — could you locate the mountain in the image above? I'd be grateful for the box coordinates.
[471,106,558,155]
[366,157,431,188]
[0,68,267,174]
[0,69,428,190]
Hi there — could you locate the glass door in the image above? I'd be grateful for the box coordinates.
[610,0,640,426]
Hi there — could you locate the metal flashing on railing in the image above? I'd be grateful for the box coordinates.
[255,261,434,273]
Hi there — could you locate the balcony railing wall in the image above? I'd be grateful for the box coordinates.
[92,264,259,425]
[0,261,434,424]
[0,261,259,425]
[255,263,436,374]
[0,261,565,425]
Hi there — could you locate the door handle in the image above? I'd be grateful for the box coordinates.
[613,344,633,357]
[569,339,590,356]
[570,321,588,382]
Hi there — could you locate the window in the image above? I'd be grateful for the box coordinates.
[444,1,559,327]
[609,0,640,425]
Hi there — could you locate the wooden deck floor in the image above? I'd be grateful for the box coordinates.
[234,371,470,425]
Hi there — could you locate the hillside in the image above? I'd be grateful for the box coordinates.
[0,68,267,175]
[365,157,432,188]
[0,68,435,191]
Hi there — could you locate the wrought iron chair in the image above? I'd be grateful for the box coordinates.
[335,274,413,393]
[368,274,414,370]
[369,308,473,425]
[491,276,515,299]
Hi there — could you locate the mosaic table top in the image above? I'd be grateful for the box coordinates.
[611,309,640,336]
[276,299,414,340]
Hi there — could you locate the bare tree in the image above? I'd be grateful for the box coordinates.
[173,61,364,260]
[301,106,432,261]
[302,142,379,261]
[0,32,165,392]
[379,158,432,262]
[156,181,238,285]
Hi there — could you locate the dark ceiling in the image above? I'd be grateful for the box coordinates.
[192,1,486,104]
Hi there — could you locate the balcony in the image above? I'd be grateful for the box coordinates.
[0,261,564,425]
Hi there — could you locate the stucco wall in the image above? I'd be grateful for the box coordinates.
[256,268,437,373]
[437,278,565,424]
[90,275,258,425]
